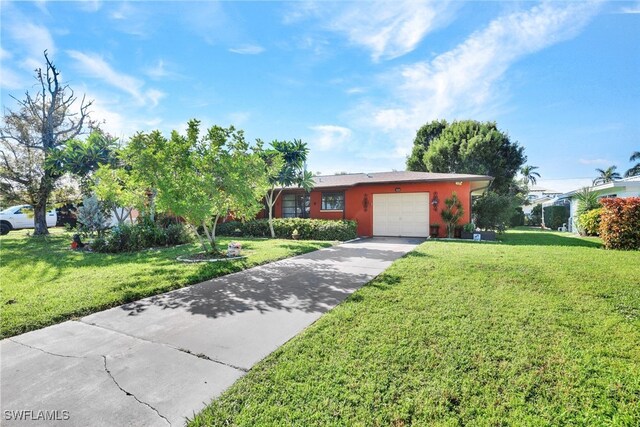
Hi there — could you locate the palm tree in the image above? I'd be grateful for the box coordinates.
[624,151,640,177]
[593,166,621,185]
[520,165,541,186]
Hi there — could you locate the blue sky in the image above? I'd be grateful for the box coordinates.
[1,1,639,192]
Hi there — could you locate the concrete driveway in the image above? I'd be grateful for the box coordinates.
[1,237,421,426]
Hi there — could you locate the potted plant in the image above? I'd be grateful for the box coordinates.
[429,223,440,238]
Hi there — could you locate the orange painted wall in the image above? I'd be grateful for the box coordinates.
[274,181,473,237]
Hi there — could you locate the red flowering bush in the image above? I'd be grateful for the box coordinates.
[599,197,640,250]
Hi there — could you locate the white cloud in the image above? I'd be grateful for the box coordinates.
[0,67,27,90]
[618,1,640,14]
[226,112,251,126]
[6,21,55,70]
[357,2,600,145]
[67,50,164,107]
[83,90,163,140]
[578,158,611,165]
[0,47,12,61]
[229,45,265,55]
[346,87,366,95]
[144,59,181,80]
[309,125,352,150]
[78,0,102,13]
[287,1,455,61]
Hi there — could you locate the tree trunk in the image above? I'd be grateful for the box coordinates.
[191,224,208,253]
[268,202,275,238]
[266,187,282,239]
[211,215,220,250]
[32,172,54,236]
[33,202,50,236]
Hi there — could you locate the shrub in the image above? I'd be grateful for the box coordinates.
[575,187,600,217]
[577,208,602,236]
[530,204,542,226]
[440,192,464,238]
[599,197,640,250]
[473,192,518,232]
[510,206,525,227]
[217,218,357,241]
[76,195,109,237]
[543,205,570,230]
[93,219,192,253]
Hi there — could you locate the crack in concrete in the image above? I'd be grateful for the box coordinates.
[8,339,85,359]
[176,348,249,373]
[80,320,248,372]
[102,355,171,426]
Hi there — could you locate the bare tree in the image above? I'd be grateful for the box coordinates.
[1,51,93,235]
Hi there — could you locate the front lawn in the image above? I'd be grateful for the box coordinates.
[191,229,640,426]
[0,229,332,338]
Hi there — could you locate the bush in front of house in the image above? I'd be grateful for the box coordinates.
[92,217,192,253]
[217,218,357,241]
[598,197,640,250]
[473,192,518,232]
[529,204,542,226]
[510,206,525,227]
[577,208,602,236]
[543,205,570,230]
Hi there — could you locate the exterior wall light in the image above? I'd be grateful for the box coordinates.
[432,192,439,211]
[362,193,369,212]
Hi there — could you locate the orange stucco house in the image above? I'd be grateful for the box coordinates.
[270,171,493,238]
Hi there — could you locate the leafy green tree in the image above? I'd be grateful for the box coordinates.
[0,52,93,235]
[47,130,118,195]
[152,120,269,253]
[92,165,145,225]
[593,166,621,185]
[520,165,541,186]
[440,192,464,238]
[257,139,314,238]
[530,204,543,226]
[625,151,639,177]
[406,119,448,171]
[416,120,525,194]
[473,192,519,232]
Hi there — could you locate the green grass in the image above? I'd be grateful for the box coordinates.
[0,228,332,338]
[191,228,640,426]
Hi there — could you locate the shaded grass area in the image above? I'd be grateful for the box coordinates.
[191,229,640,426]
[0,228,332,338]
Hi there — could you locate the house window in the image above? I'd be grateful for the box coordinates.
[321,192,345,211]
[282,193,310,218]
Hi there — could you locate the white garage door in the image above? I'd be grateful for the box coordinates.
[373,192,429,237]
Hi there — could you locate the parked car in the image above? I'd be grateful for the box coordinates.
[0,205,57,235]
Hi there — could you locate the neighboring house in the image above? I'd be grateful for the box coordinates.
[522,185,562,216]
[271,171,492,238]
[545,176,640,232]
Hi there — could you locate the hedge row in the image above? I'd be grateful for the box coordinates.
[599,197,640,250]
[217,218,357,241]
[92,220,192,253]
